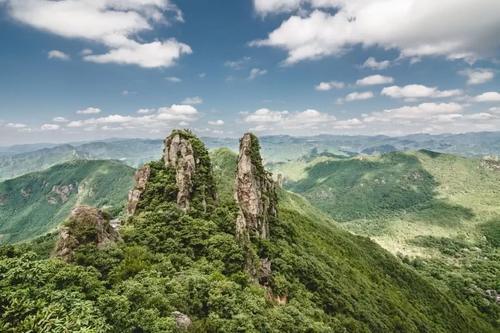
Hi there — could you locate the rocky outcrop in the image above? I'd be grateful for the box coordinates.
[163,130,216,211]
[54,205,119,261]
[234,133,277,240]
[164,133,196,210]
[127,165,151,215]
[171,311,192,330]
[48,184,75,204]
[234,133,278,286]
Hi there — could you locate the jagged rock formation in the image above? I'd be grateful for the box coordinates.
[127,165,151,215]
[54,205,119,261]
[163,130,216,211]
[234,133,277,240]
[234,133,278,286]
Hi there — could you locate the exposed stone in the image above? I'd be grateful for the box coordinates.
[276,173,284,188]
[234,133,278,286]
[127,165,151,215]
[164,133,196,210]
[163,130,216,211]
[171,311,192,330]
[54,205,119,261]
[48,184,75,204]
[20,188,31,198]
[234,133,277,240]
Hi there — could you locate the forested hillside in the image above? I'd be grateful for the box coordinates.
[0,160,134,244]
[0,131,495,332]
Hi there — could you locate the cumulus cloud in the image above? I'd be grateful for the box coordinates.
[208,120,224,126]
[225,56,251,70]
[243,108,337,133]
[77,107,102,115]
[53,117,69,123]
[6,122,28,129]
[48,50,70,61]
[165,76,181,83]
[342,91,374,102]
[137,108,154,114]
[248,68,267,80]
[67,104,199,130]
[459,68,495,85]
[475,91,500,102]
[381,85,462,100]
[362,57,391,70]
[356,75,394,86]
[182,96,203,105]
[252,0,500,64]
[41,123,60,131]
[3,0,190,68]
[315,81,345,91]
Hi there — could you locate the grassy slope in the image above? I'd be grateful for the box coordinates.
[0,160,134,244]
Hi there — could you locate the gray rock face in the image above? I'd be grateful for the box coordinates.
[127,165,151,215]
[171,311,192,330]
[54,205,119,261]
[234,133,277,240]
[164,133,196,211]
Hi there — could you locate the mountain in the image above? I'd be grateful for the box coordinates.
[0,131,495,332]
[271,149,500,323]
[3,131,500,181]
[0,144,91,181]
[0,160,134,244]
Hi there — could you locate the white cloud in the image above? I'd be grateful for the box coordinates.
[77,107,102,115]
[244,108,337,133]
[84,39,191,68]
[4,0,190,68]
[459,68,494,85]
[52,117,69,123]
[252,1,500,64]
[41,123,60,131]
[248,68,267,80]
[315,81,345,91]
[208,120,224,126]
[181,96,203,105]
[137,108,154,114]
[381,85,462,100]
[475,92,500,102]
[81,48,93,56]
[156,104,198,121]
[343,91,374,102]
[6,122,27,129]
[165,76,181,83]
[362,57,391,70]
[225,56,251,70]
[48,50,70,61]
[356,75,394,86]
[371,102,463,120]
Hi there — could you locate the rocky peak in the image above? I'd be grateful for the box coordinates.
[163,130,216,211]
[127,164,151,215]
[235,133,277,240]
[54,205,119,261]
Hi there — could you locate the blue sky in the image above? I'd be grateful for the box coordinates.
[0,0,499,145]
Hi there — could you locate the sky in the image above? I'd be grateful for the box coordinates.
[0,0,499,145]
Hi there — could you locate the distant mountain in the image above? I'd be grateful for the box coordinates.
[0,160,134,244]
[3,131,500,181]
[0,145,90,181]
